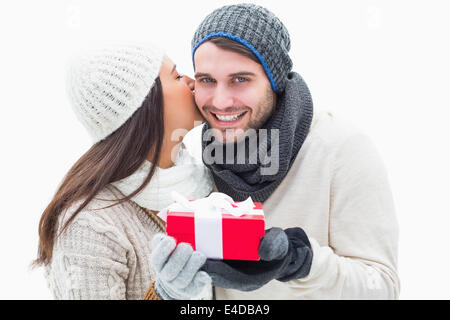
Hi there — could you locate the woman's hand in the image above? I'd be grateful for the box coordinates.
[150,233,212,300]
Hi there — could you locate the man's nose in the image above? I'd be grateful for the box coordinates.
[211,85,233,110]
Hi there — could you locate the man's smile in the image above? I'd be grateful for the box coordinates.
[210,110,248,125]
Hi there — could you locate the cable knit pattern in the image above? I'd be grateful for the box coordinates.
[44,185,166,300]
[44,138,214,299]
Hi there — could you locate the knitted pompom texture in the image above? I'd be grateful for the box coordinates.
[66,44,164,143]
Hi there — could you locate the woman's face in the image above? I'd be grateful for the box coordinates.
[159,56,204,143]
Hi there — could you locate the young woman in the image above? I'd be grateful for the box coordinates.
[32,44,214,300]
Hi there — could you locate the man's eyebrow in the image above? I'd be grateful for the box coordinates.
[171,64,177,75]
[194,72,210,79]
[228,71,256,77]
[194,71,256,79]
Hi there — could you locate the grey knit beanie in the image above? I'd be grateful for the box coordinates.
[191,3,292,93]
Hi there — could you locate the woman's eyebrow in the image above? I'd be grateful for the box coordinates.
[171,64,177,75]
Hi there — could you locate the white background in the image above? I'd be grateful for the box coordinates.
[0,0,449,299]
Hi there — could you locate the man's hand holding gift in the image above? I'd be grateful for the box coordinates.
[202,227,313,291]
[156,192,313,292]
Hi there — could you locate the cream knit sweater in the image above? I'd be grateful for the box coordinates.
[44,185,166,299]
[186,109,400,300]
[44,140,213,300]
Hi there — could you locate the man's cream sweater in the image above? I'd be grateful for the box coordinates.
[187,109,400,299]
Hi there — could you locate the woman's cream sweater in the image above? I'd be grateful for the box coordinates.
[44,185,166,299]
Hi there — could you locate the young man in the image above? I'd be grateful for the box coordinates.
[188,3,400,299]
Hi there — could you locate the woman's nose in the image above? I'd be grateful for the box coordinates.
[183,75,195,91]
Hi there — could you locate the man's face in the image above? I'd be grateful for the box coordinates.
[194,41,276,143]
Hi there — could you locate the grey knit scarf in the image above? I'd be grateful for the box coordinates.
[201,72,313,202]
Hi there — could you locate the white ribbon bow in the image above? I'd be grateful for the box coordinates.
[157,191,256,222]
[157,191,258,260]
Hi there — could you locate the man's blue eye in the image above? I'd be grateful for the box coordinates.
[235,77,247,83]
[202,78,214,83]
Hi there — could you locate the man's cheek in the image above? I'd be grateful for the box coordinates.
[194,95,207,114]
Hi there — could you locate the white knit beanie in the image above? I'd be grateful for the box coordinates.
[66,43,165,143]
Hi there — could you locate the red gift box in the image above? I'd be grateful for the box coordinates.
[166,201,265,261]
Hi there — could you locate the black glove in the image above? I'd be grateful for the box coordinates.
[201,227,313,291]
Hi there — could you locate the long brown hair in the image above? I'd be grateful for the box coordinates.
[32,77,164,267]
